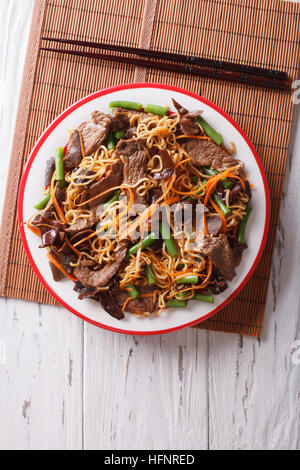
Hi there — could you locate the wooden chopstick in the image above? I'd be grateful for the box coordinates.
[41,36,287,81]
[40,46,290,92]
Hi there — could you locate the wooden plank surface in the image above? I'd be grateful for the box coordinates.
[0,0,299,450]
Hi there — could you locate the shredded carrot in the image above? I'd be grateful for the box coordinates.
[175,158,192,168]
[203,212,208,235]
[199,259,213,288]
[170,269,195,277]
[209,196,227,233]
[176,135,212,141]
[204,166,239,206]
[250,184,255,189]
[122,297,133,312]
[26,221,40,237]
[46,251,77,282]
[64,235,82,256]
[171,179,208,196]
[74,187,134,248]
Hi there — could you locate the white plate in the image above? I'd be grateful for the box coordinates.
[18,83,270,335]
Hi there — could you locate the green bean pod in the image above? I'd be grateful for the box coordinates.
[176,275,198,285]
[109,100,143,111]
[238,206,253,243]
[106,132,116,150]
[126,285,140,299]
[145,264,156,286]
[55,147,64,181]
[196,117,223,146]
[159,222,179,258]
[127,232,157,258]
[193,293,214,303]
[167,299,188,308]
[212,194,231,217]
[144,104,168,116]
[34,193,51,210]
[115,130,125,141]
[103,190,121,212]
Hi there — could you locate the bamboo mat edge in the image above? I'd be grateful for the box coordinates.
[0,0,46,296]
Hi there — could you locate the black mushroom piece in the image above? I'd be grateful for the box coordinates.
[172,98,203,135]
[64,130,83,171]
[116,138,149,206]
[77,111,111,156]
[44,157,56,187]
[208,267,228,295]
[200,234,236,281]
[184,139,243,172]
[73,241,128,289]
[227,235,247,267]
[153,149,175,180]
[229,180,252,205]
[50,246,76,276]
[31,215,64,248]
[98,288,125,320]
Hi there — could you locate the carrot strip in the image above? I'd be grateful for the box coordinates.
[26,221,40,237]
[203,212,208,235]
[46,251,77,282]
[209,196,227,233]
[175,158,192,168]
[176,135,212,141]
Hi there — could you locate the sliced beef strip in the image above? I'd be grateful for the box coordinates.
[203,214,223,236]
[85,160,123,209]
[116,138,149,206]
[49,262,66,282]
[110,109,131,133]
[126,127,137,139]
[113,285,157,315]
[65,211,99,234]
[74,241,128,288]
[153,149,175,180]
[77,111,111,156]
[200,234,236,281]
[113,107,150,121]
[45,157,56,187]
[227,235,247,267]
[64,130,83,171]
[183,138,242,172]
[74,281,98,300]
[149,188,162,204]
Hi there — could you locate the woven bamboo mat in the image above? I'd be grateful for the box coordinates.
[1,0,300,336]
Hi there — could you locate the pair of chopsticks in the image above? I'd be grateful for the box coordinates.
[40,37,290,91]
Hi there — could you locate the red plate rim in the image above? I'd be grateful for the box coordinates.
[18,83,270,336]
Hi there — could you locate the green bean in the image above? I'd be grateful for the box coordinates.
[159,222,179,258]
[238,206,253,243]
[144,103,168,116]
[57,179,68,190]
[193,293,214,303]
[55,147,64,181]
[196,117,223,146]
[34,193,51,210]
[176,275,198,285]
[167,299,188,308]
[109,100,143,111]
[202,168,233,189]
[106,132,115,150]
[103,190,121,212]
[127,232,157,257]
[126,284,140,299]
[145,264,156,286]
[115,130,125,141]
[176,291,189,300]
[212,194,231,217]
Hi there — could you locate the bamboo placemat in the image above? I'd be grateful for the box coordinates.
[1,0,300,336]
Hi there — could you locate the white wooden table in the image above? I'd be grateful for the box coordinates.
[0,0,299,451]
